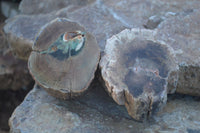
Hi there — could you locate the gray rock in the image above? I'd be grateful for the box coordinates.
[156,9,200,96]
[0,1,20,18]
[0,15,33,90]
[3,12,65,60]
[9,82,200,133]
[187,129,200,133]
[143,12,177,29]
[145,94,200,133]
[67,2,126,50]
[3,1,126,60]
[19,0,96,15]
[5,0,200,60]
[102,0,200,28]
[144,15,164,29]
[4,0,200,60]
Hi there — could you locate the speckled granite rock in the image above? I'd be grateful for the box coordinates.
[156,9,200,96]
[9,82,200,133]
[19,0,95,15]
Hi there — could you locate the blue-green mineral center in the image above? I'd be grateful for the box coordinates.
[40,31,85,60]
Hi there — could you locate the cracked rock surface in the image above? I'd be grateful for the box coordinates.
[5,0,200,60]
[19,0,95,15]
[156,9,200,96]
[9,82,200,133]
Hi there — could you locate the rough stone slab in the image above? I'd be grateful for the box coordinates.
[145,94,200,133]
[102,0,200,28]
[3,13,61,60]
[0,15,33,90]
[19,0,96,15]
[9,82,200,133]
[3,8,72,60]
[67,2,126,50]
[156,9,200,95]
[4,0,200,60]
[4,1,126,60]
[0,1,20,18]
[100,28,178,121]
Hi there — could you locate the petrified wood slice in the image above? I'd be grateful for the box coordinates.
[100,29,177,121]
[28,18,100,99]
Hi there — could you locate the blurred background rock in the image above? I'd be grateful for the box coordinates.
[0,0,34,133]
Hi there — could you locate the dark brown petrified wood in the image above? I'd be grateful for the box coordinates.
[100,29,177,121]
[28,18,100,99]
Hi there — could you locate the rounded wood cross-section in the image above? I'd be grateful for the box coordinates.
[28,18,100,99]
[100,29,177,121]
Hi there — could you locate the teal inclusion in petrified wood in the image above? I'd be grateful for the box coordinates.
[40,31,85,60]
